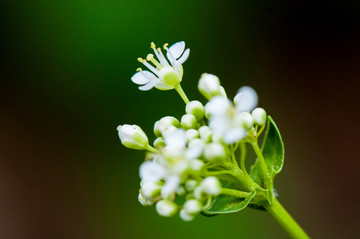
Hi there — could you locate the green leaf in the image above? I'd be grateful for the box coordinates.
[203,190,256,215]
[249,116,285,188]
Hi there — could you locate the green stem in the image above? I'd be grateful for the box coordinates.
[266,198,310,239]
[145,145,160,154]
[230,144,239,167]
[239,143,248,176]
[250,140,270,188]
[175,84,190,104]
[220,188,251,198]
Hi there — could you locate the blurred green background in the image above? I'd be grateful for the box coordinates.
[1,0,359,238]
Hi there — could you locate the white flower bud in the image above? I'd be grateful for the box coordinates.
[252,108,267,125]
[204,143,227,161]
[153,121,161,137]
[117,124,149,150]
[141,181,162,199]
[198,73,223,100]
[185,180,199,192]
[184,199,202,214]
[158,116,180,134]
[180,209,195,221]
[138,192,153,206]
[156,200,178,217]
[189,159,205,171]
[193,186,205,199]
[186,138,204,159]
[186,101,205,121]
[185,129,199,142]
[201,177,221,196]
[153,137,166,149]
[219,86,227,98]
[176,186,186,196]
[199,126,213,143]
[239,112,254,129]
[181,114,197,130]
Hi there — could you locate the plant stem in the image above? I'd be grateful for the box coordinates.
[266,198,310,239]
[175,84,190,104]
[250,140,270,188]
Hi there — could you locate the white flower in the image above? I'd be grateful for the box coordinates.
[186,100,205,121]
[204,142,227,161]
[201,177,221,196]
[234,86,258,112]
[205,93,258,144]
[139,161,166,182]
[163,129,187,157]
[180,209,195,221]
[252,107,267,125]
[141,181,162,199]
[131,41,190,91]
[156,200,178,217]
[117,124,149,150]
[183,199,202,214]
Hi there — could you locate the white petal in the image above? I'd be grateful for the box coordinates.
[186,139,204,159]
[234,86,258,112]
[162,176,180,198]
[140,161,166,182]
[138,78,160,91]
[205,96,231,116]
[154,82,173,90]
[131,71,150,84]
[164,129,186,150]
[167,41,185,60]
[176,48,190,65]
[223,128,247,144]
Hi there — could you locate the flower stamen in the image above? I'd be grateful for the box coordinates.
[147,54,162,69]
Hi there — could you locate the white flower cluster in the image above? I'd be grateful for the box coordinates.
[118,41,268,221]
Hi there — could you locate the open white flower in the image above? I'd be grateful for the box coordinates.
[131,41,190,91]
[206,90,258,144]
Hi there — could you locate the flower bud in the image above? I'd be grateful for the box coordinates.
[117,124,149,150]
[185,129,199,142]
[186,101,205,121]
[141,181,162,199]
[199,126,213,143]
[156,200,178,217]
[138,192,153,206]
[153,121,161,137]
[252,108,267,125]
[239,112,254,129]
[204,143,227,161]
[158,116,180,134]
[185,180,199,192]
[153,137,166,149]
[180,209,195,221]
[186,139,204,160]
[201,177,221,196]
[184,199,202,214]
[181,114,197,130]
[189,159,205,171]
[198,73,223,100]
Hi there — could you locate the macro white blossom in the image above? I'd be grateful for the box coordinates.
[184,199,202,214]
[186,100,205,121]
[180,209,195,221]
[117,124,149,150]
[131,41,190,91]
[205,85,259,144]
[201,177,221,196]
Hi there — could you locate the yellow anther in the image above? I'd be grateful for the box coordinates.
[137,57,143,62]
[136,68,142,72]
[157,47,161,52]
[116,125,121,131]
[146,54,154,61]
[163,43,169,49]
[151,42,156,49]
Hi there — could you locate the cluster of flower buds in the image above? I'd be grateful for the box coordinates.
[117,41,268,221]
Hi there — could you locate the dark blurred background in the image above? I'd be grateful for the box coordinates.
[1,0,359,238]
